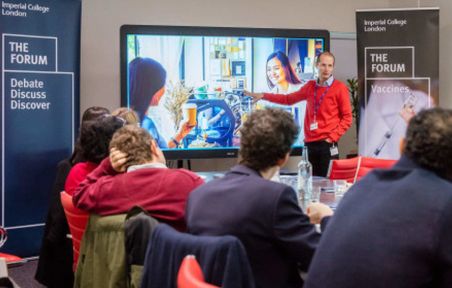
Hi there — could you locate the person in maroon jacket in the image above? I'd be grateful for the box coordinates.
[245,52,352,176]
[73,125,204,231]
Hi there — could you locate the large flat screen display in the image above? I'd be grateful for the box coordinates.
[121,25,329,159]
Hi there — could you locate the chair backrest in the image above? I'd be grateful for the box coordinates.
[327,157,361,183]
[74,213,128,288]
[141,224,255,288]
[0,227,25,267]
[124,206,160,288]
[354,166,374,182]
[60,191,89,271]
[360,157,397,169]
[354,157,397,182]
[177,255,220,288]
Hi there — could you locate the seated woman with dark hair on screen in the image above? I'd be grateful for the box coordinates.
[129,57,194,148]
[266,51,302,94]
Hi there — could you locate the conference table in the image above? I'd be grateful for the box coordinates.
[280,175,342,210]
[197,172,344,210]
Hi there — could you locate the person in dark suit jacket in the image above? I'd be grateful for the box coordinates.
[305,108,452,288]
[186,108,333,288]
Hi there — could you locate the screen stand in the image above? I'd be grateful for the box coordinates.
[177,160,192,170]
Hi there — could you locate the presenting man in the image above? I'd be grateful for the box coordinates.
[73,125,204,231]
[186,108,334,288]
[305,108,452,288]
[245,52,352,176]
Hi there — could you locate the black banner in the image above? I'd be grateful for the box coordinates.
[0,0,81,256]
[356,8,439,159]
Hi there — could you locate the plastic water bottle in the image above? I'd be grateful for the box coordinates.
[297,146,313,207]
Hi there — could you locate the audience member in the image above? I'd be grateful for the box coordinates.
[64,116,124,195]
[71,106,111,164]
[35,106,109,288]
[61,115,123,270]
[305,108,452,288]
[73,125,204,231]
[112,107,140,126]
[185,108,333,288]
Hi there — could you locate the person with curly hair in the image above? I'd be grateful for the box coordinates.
[186,108,333,288]
[73,125,204,231]
[305,108,452,288]
[35,106,110,288]
[64,116,124,196]
[62,116,124,270]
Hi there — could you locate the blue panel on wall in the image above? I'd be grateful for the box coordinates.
[0,0,81,256]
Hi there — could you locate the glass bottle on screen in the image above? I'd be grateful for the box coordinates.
[297,146,313,206]
[200,112,208,140]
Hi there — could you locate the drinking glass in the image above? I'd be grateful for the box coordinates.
[311,186,321,203]
[333,180,348,198]
[279,175,298,198]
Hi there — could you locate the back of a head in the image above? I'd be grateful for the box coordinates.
[81,106,110,122]
[80,116,125,164]
[239,108,299,171]
[404,107,452,179]
[71,106,111,164]
[112,107,140,126]
[129,57,167,119]
[109,125,154,167]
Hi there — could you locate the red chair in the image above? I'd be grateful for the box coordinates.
[0,227,26,266]
[177,255,220,288]
[0,253,24,266]
[327,157,361,183]
[353,166,374,182]
[354,157,397,182]
[60,191,89,271]
[360,157,397,169]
